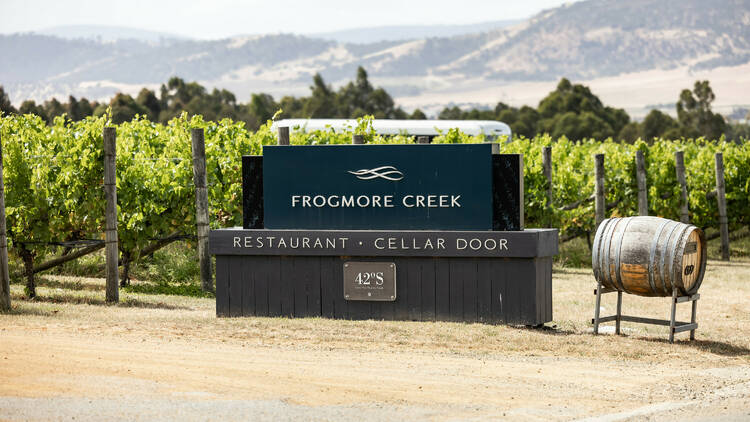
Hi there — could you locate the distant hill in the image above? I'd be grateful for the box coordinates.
[36,25,187,43]
[307,20,522,44]
[2,0,749,116]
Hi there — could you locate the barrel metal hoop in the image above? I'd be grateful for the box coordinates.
[648,220,671,295]
[614,217,631,292]
[687,227,708,295]
[670,224,691,294]
[592,218,612,282]
[660,223,681,295]
[666,223,689,294]
[602,218,619,290]
[600,218,613,288]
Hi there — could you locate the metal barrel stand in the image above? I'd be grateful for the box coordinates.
[592,282,699,343]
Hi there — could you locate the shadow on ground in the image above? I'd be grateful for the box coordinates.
[0,304,59,317]
[10,293,192,311]
[637,336,750,357]
[35,277,105,292]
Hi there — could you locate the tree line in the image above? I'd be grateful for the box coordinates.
[439,79,748,142]
[0,67,421,131]
[1,67,747,141]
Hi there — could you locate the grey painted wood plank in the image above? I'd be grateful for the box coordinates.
[490,258,509,323]
[380,298,395,320]
[310,257,322,317]
[332,260,348,319]
[379,258,398,321]
[293,258,308,317]
[449,259,464,322]
[477,258,492,323]
[394,259,409,320]
[532,259,544,321]
[435,260,451,320]
[515,259,536,325]
[280,257,295,316]
[529,258,544,325]
[462,259,478,322]
[241,256,255,316]
[214,253,555,324]
[536,258,544,324]
[228,256,243,317]
[320,257,336,318]
[407,259,422,321]
[544,257,553,322]
[253,256,268,316]
[543,258,549,323]
[347,301,371,320]
[504,259,522,324]
[215,256,229,316]
[368,301,383,320]
[421,259,436,321]
[266,256,281,317]
[295,256,321,317]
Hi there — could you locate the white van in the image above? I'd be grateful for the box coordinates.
[271,119,512,142]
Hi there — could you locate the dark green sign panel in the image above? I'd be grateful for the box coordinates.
[262,144,495,230]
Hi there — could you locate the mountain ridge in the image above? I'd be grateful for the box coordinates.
[35,25,188,43]
[307,20,523,44]
[2,0,749,115]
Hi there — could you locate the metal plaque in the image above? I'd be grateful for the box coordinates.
[343,261,396,301]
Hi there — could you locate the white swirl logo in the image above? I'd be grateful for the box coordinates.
[348,166,404,181]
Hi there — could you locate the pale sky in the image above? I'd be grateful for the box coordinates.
[1,0,577,39]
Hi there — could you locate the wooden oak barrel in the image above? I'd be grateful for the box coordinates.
[592,217,706,297]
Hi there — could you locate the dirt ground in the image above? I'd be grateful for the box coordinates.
[1,260,749,421]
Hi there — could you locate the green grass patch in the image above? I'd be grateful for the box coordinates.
[556,236,592,268]
[128,242,202,285]
[10,242,210,298]
[124,281,214,298]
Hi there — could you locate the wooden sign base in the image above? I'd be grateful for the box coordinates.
[210,228,557,325]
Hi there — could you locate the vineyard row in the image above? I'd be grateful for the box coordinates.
[0,113,748,307]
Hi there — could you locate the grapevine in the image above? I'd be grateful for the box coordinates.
[1,112,748,292]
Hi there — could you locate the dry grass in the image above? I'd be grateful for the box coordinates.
[3,259,749,367]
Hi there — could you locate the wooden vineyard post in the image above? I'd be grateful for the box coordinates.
[417,136,430,144]
[278,126,290,146]
[192,128,213,292]
[595,154,605,229]
[635,150,648,216]
[0,133,10,311]
[352,134,364,144]
[715,152,730,261]
[543,146,553,227]
[675,151,690,223]
[103,127,119,303]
